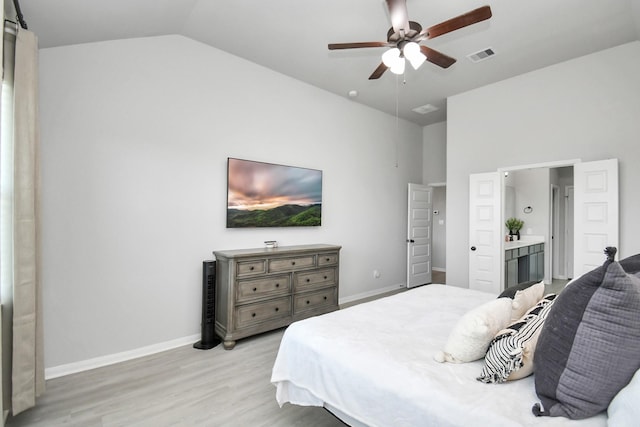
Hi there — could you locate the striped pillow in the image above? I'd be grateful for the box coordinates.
[477,294,557,383]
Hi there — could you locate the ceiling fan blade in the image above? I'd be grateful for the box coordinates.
[386,0,411,35]
[368,62,388,80]
[328,42,390,50]
[426,5,492,39]
[420,45,456,69]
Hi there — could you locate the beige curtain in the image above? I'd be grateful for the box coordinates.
[7,28,44,416]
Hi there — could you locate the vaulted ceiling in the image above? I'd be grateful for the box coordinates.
[13,0,640,126]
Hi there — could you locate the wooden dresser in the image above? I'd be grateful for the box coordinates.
[213,244,341,349]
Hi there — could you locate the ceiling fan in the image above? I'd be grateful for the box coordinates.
[328,1,492,79]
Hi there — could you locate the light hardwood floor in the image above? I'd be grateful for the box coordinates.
[7,329,345,427]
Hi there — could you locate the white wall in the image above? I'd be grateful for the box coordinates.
[39,35,423,371]
[423,122,447,271]
[446,41,640,288]
[509,169,549,238]
[422,122,446,184]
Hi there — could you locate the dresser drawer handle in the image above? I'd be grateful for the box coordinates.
[324,296,327,300]
[253,287,257,292]
[275,307,279,312]
[324,276,328,280]
[291,261,296,265]
[325,257,330,262]
[251,313,256,317]
[276,283,280,287]
[306,300,310,305]
[250,266,254,271]
[306,278,310,283]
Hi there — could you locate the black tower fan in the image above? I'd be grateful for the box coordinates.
[194,260,221,349]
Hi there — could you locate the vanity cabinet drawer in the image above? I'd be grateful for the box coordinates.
[294,268,336,291]
[236,260,266,277]
[294,287,337,313]
[503,242,545,292]
[236,275,290,303]
[235,297,291,329]
[268,256,315,272]
[318,253,339,266]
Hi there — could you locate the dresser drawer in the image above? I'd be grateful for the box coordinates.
[268,256,315,272]
[236,259,266,277]
[317,253,339,266]
[236,275,291,303]
[294,268,336,291]
[235,297,291,329]
[294,287,337,313]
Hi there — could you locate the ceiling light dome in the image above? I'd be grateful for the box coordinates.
[403,42,426,70]
[382,48,401,68]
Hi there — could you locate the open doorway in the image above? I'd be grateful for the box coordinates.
[431,185,446,284]
[501,165,573,287]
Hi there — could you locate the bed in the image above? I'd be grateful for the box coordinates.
[270,284,610,427]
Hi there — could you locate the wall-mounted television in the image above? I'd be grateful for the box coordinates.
[226,158,322,228]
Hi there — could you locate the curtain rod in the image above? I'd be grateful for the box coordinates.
[12,0,28,29]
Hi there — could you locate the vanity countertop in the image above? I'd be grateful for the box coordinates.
[504,236,545,250]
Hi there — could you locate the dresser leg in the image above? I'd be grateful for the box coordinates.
[223,340,236,350]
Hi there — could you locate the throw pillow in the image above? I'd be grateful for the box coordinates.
[500,281,544,322]
[607,369,640,427]
[477,294,556,383]
[497,280,539,299]
[434,297,512,363]
[532,248,640,420]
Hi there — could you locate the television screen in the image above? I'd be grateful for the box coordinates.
[226,158,322,228]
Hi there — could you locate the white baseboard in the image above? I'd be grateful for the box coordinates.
[432,267,446,272]
[45,334,200,380]
[339,282,405,305]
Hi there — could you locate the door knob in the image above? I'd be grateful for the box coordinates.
[407,239,415,243]
[470,246,477,251]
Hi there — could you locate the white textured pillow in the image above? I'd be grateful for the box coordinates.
[434,297,513,363]
[608,369,640,427]
[510,281,544,321]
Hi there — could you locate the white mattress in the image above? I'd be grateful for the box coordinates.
[271,284,607,427]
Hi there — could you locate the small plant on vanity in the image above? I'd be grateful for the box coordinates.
[505,217,524,241]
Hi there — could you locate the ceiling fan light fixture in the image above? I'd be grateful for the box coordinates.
[390,59,405,75]
[403,42,426,70]
[382,47,405,75]
[382,47,401,67]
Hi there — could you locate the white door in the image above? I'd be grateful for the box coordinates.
[407,183,432,288]
[468,172,502,294]
[573,159,619,276]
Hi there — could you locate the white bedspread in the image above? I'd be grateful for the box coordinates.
[271,284,607,427]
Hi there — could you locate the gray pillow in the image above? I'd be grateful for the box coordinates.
[532,249,640,419]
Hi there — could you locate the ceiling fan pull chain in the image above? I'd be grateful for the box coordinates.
[395,74,400,168]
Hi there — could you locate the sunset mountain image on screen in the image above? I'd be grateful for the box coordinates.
[226,158,322,228]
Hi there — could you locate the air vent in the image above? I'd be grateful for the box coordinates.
[412,104,439,115]
[467,47,496,63]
